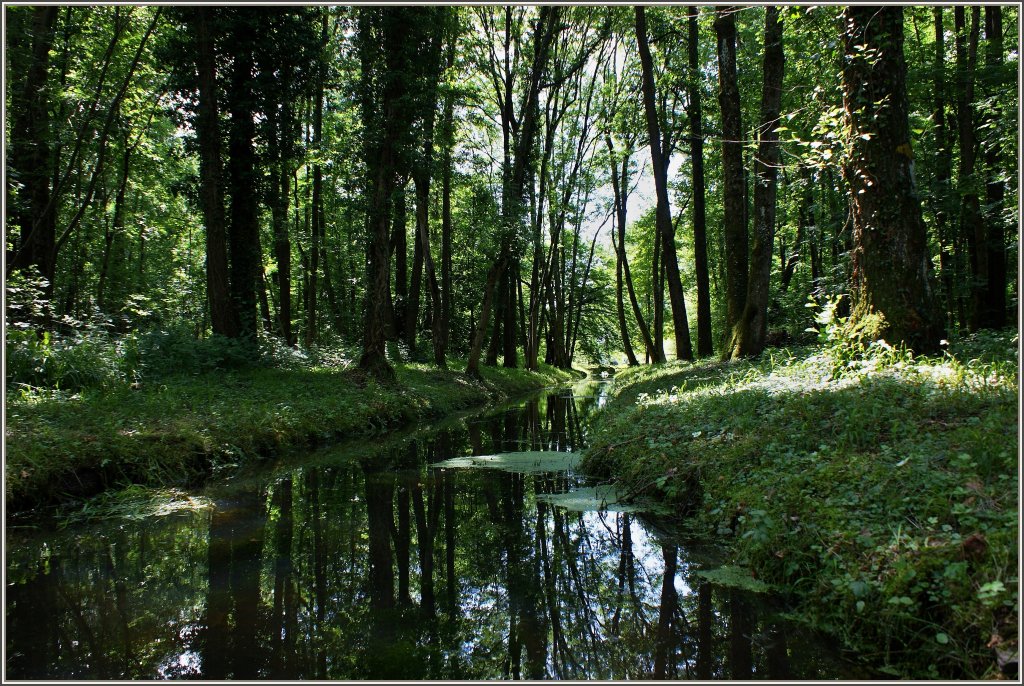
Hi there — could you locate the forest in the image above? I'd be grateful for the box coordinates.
[4,3,1020,681]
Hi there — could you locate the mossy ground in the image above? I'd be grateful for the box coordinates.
[6,357,574,511]
[582,331,1018,679]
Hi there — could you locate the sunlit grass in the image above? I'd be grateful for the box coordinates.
[583,330,1018,679]
[6,354,576,511]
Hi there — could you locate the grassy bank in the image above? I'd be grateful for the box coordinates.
[6,340,575,511]
[582,331,1018,679]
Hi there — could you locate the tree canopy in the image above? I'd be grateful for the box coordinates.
[5,5,1018,372]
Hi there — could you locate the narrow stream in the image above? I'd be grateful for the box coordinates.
[6,380,865,679]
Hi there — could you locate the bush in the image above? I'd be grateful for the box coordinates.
[125,326,257,378]
[6,328,125,391]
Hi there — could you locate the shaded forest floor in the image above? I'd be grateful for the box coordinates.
[5,332,576,512]
[582,330,1018,679]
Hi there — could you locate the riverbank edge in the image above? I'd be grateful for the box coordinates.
[580,340,1017,679]
[5,361,581,512]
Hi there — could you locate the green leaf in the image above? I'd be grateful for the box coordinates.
[935,633,950,645]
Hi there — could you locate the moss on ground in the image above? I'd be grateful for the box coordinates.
[581,332,1018,679]
[6,359,575,511]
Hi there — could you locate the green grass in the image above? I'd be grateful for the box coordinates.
[582,331,1018,679]
[6,357,574,511]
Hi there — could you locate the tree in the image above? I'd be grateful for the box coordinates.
[192,8,238,338]
[715,6,747,340]
[840,6,944,352]
[6,6,59,298]
[980,5,1007,329]
[726,6,783,359]
[687,6,713,358]
[931,7,955,332]
[635,5,692,361]
[358,7,447,377]
[224,10,262,341]
[954,7,984,332]
[466,6,559,379]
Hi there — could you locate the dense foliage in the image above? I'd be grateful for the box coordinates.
[5,6,1018,377]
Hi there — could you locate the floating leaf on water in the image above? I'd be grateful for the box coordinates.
[430,451,580,474]
[536,485,642,512]
[694,565,772,593]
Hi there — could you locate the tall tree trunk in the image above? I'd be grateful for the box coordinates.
[266,97,293,345]
[7,6,59,295]
[226,20,261,341]
[932,8,956,331]
[98,130,132,314]
[357,8,403,379]
[727,6,783,359]
[841,6,944,352]
[716,6,748,339]
[614,246,639,366]
[688,7,714,358]
[636,6,692,361]
[436,25,457,365]
[392,182,408,342]
[194,8,238,338]
[415,159,445,367]
[781,168,811,292]
[439,97,454,363]
[981,5,1006,329]
[503,259,518,367]
[955,7,984,332]
[607,136,656,364]
[406,199,424,353]
[466,256,505,379]
[306,11,328,347]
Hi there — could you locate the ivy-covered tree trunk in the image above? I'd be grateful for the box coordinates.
[841,6,944,352]
[716,6,747,340]
[727,6,783,359]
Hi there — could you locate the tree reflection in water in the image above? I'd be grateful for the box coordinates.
[6,383,860,679]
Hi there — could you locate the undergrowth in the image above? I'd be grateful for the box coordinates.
[582,329,1018,679]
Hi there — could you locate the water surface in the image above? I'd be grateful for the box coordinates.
[6,381,863,679]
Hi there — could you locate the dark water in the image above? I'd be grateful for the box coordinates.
[6,381,864,680]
